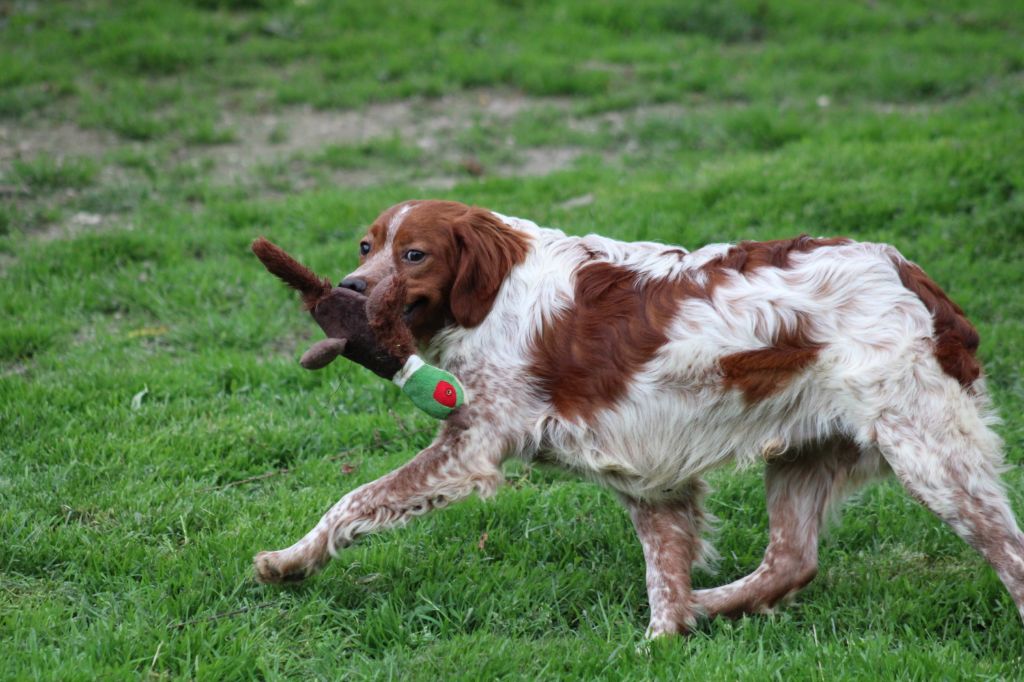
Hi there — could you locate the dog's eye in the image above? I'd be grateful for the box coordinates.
[404,249,426,263]
[359,241,371,256]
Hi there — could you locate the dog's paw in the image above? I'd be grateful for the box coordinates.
[253,550,313,584]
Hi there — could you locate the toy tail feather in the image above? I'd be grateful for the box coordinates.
[251,237,332,310]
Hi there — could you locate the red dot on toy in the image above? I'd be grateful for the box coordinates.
[433,381,457,407]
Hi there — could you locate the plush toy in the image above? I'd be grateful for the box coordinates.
[251,237,465,420]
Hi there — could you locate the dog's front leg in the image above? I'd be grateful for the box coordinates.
[622,485,707,637]
[254,422,502,584]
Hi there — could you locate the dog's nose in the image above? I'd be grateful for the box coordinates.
[339,277,367,293]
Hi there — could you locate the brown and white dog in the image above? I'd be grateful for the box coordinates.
[254,200,1024,636]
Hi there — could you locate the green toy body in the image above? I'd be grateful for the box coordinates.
[393,356,465,419]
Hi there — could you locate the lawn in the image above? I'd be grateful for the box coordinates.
[2,0,1023,679]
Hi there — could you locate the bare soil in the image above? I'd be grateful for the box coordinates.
[0,91,691,241]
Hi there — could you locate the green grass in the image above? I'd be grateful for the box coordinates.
[2,0,1024,679]
[5,155,98,192]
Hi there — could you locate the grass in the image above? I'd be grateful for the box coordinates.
[5,155,98,192]
[2,0,1024,679]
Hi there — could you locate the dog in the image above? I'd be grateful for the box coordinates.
[254,199,1024,636]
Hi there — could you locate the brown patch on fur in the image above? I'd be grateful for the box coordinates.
[719,316,822,403]
[528,261,720,419]
[892,258,980,388]
[580,243,602,260]
[532,236,847,421]
[251,237,332,310]
[391,201,531,340]
[531,263,690,421]
[701,235,850,289]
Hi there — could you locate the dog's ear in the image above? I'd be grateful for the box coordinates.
[366,275,416,358]
[449,208,530,328]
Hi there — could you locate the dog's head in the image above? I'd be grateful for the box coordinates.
[342,200,531,341]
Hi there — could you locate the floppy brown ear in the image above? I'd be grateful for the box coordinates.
[450,208,531,328]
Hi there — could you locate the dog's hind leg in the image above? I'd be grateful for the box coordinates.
[253,421,503,584]
[622,482,708,637]
[874,388,1024,622]
[695,437,878,618]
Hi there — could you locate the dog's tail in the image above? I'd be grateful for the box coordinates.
[889,253,980,390]
[251,237,332,310]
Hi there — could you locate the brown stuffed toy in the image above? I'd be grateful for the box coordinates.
[251,237,465,420]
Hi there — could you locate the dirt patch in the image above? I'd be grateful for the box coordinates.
[0,122,117,172]
[214,91,576,184]
[570,102,694,134]
[34,211,131,244]
[232,92,567,152]
[509,147,585,177]
[0,252,16,276]
[1,361,31,378]
[1,91,581,190]
[0,90,648,241]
